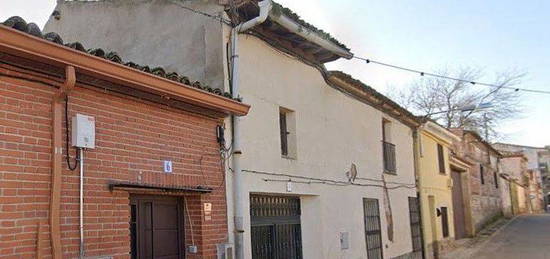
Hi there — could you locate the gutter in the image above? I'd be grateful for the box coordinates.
[237,0,272,32]
[267,12,353,59]
[235,1,353,60]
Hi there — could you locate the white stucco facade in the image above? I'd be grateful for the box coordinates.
[45,1,419,258]
[226,34,417,259]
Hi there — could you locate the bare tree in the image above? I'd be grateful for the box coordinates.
[389,67,525,141]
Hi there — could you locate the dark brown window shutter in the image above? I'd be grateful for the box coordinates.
[479,165,485,184]
[280,112,288,156]
[441,207,449,237]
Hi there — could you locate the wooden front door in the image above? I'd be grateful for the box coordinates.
[451,171,466,239]
[130,195,185,259]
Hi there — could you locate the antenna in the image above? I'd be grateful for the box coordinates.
[347,163,358,183]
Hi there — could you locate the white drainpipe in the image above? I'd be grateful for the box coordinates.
[79,148,85,258]
[230,1,354,258]
[230,1,272,259]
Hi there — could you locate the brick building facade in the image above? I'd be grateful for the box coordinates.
[0,17,248,258]
[451,129,503,233]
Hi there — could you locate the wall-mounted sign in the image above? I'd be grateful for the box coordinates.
[163,160,173,173]
[204,202,212,221]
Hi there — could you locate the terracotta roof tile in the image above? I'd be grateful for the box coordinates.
[270,2,350,52]
[327,70,419,126]
[1,16,238,102]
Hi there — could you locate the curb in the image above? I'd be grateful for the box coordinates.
[462,215,518,258]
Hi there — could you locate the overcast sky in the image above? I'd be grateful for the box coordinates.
[2,0,549,147]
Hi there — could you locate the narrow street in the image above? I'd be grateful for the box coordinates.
[472,214,550,259]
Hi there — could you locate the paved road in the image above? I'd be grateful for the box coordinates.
[472,214,550,259]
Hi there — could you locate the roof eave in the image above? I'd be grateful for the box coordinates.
[421,121,462,144]
[463,131,502,156]
[0,26,250,117]
[267,12,353,60]
[327,73,420,128]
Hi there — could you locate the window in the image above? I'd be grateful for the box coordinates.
[279,108,296,158]
[480,165,485,184]
[437,144,446,174]
[494,171,499,189]
[382,119,396,173]
[440,207,449,238]
[280,111,288,156]
[363,198,383,259]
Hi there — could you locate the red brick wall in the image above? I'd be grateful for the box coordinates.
[0,65,228,258]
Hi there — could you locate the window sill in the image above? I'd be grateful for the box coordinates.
[384,170,397,175]
[282,155,297,161]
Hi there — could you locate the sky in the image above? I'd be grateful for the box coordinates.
[1,0,549,147]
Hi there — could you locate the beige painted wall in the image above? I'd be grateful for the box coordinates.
[418,130,455,257]
[225,34,417,259]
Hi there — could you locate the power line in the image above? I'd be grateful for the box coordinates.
[167,0,232,25]
[243,169,416,189]
[353,56,550,95]
[261,178,415,190]
[165,3,550,96]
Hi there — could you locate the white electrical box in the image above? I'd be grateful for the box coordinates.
[216,243,234,259]
[340,232,350,250]
[72,114,95,149]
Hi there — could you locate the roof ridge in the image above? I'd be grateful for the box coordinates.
[1,16,239,102]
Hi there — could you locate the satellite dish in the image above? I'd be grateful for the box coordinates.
[347,163,358,183]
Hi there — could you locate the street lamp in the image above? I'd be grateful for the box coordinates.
[422,102,493,117]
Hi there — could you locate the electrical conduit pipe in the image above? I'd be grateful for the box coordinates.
[50,66,75,259]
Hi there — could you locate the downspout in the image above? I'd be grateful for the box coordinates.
[79,148,85,258]
[50,66,75,259]
[412,127,426,258]
[230,1,272,259]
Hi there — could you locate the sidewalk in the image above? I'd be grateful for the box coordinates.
[441,216,514,259]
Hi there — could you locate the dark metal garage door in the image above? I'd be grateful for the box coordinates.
[130,195,184,259]
[250,194,303,259]
[408,197,424,259]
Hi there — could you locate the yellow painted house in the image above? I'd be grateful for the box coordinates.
[417,121,462,259]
